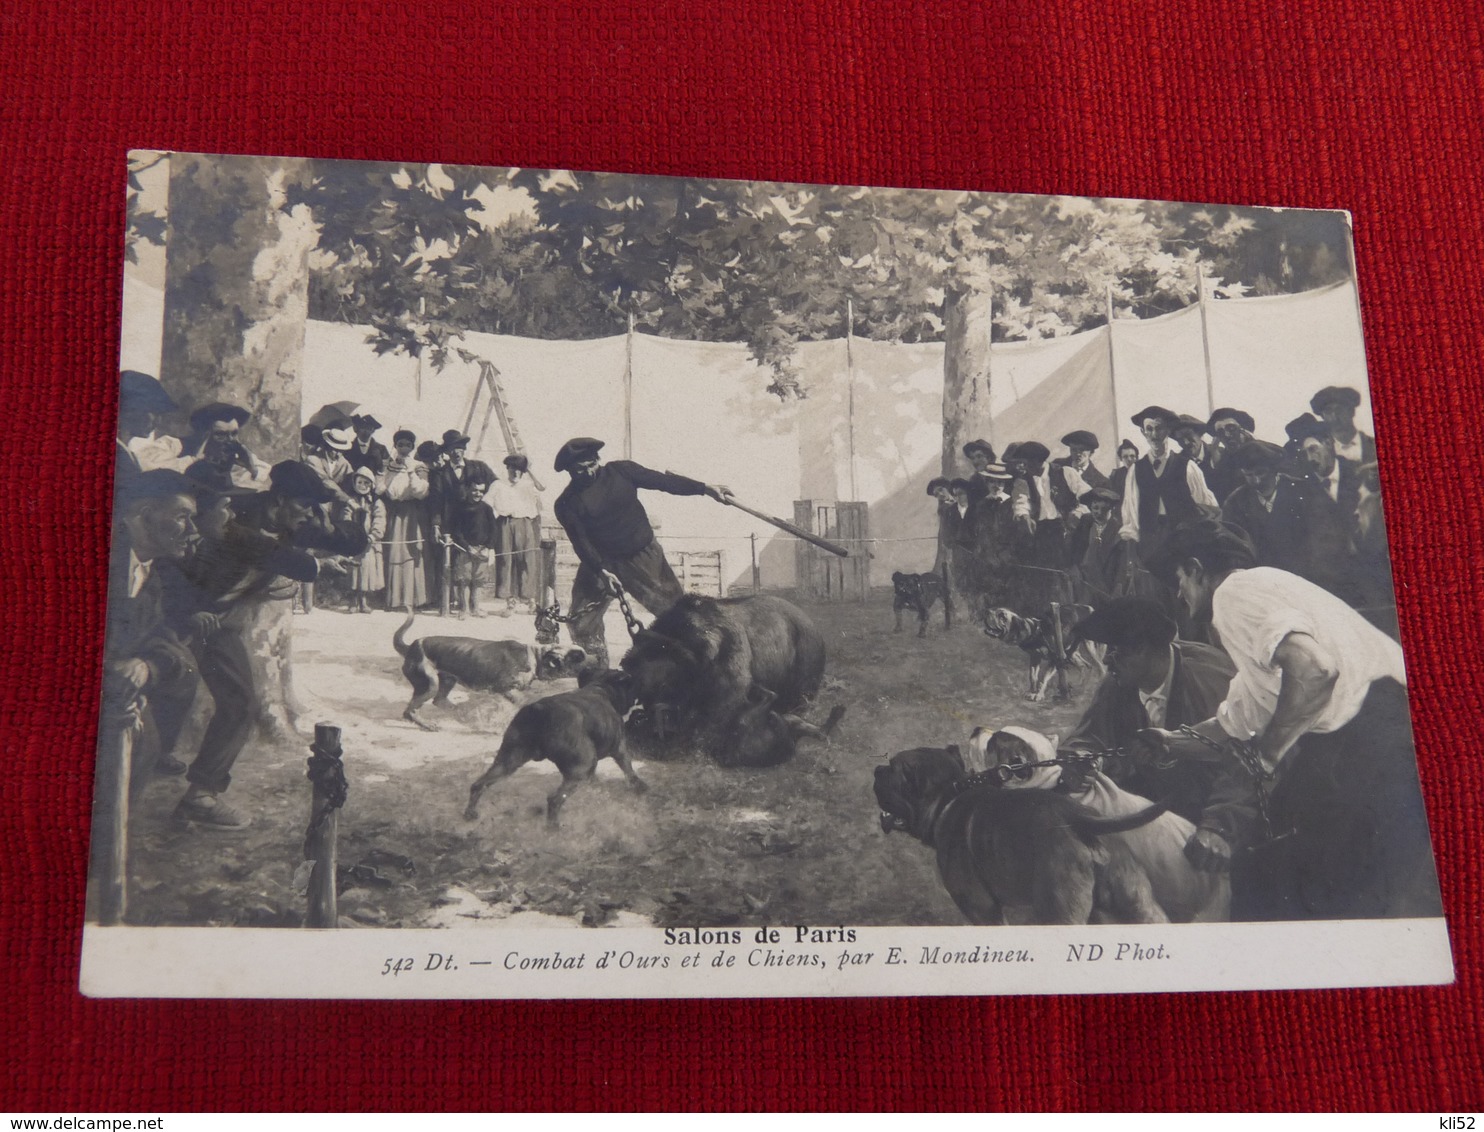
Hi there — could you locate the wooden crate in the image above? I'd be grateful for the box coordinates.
[540,525,725,605]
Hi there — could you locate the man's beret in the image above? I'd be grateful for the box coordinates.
[184,460,257,500]
[1013,441,1051,466]
[1131,405,1179,428]
[1071,597,1177,649]
[118,468,197,510]
[120,370,179,416]
[962,438,996,460]
[268,460,337,504]
[188,402,251,431]
[1172,414,1208,437]
[464,459,497,487]
[1232,440,1283,471]
[1078,485,1121,507]
[1310,385,1362,414]
[1150,519,1259,584]
[1206,407,1256,434]
[554,437,605,473]
[1285,413,1331,444]
[1061,430,1099,451]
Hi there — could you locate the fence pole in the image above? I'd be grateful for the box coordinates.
[1196,267,1217,415]
[751,532,760,594]
[305,723,345,930]
[1105,286,1122,450]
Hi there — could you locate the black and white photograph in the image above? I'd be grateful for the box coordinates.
[82,151,1451,998]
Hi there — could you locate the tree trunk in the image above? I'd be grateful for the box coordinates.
[158,153,318,745]
[940,287,994,476]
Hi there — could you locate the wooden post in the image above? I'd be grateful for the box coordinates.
[1105,286,1122,450]
[624,309,635,460]
[846,300,858,503]
[538,538,557,608]
[1196,268,1217,416]
[89,719,134,925]
[440,538,452,617]
[1049,601,1070,701]
[751,532,760,594]
[305,723,345,930]
[793,500,817,599]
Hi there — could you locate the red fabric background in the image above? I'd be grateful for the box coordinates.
[3,0,1481,1112]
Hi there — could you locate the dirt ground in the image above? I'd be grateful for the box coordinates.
[122,592,1095,930]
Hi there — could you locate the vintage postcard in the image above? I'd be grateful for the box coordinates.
[82,152,1451,998]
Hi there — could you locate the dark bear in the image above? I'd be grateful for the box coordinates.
[619,594,827,765]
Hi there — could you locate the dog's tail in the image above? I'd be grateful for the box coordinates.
[392,607,417,658]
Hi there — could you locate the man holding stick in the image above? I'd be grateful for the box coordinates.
[552,438,734,669]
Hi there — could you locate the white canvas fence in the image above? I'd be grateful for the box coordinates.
[123,270,1375,590]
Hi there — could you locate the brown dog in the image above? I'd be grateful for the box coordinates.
[874,745,1176,924]
[979,603,1104,701]
[393,611,588,732]
[892,571,949,636]
[463,668,648,828]
[717,686,847,768]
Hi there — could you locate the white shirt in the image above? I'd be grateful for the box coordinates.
[1138,647,1177,727]
[1119,440,1219,541]
[1334,430,1369,465]
[488,476,542,520]
[1212,567,1406,744]
[127,548,152,599]
[127,431,194,472]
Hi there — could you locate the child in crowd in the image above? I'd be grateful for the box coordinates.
[338,467,387,613]
[444,460,498,618]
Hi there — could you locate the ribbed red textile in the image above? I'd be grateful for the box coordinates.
[3,0,1481,1112]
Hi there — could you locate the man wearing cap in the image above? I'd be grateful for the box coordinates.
[1221,441,1352,599]
[1170,414,1226,500]
[1119,406,1220,564]
[1310,385,1376,468]
[1288,414,1362,528]
[960,439,1001,506]
[1135,519,1440,920]
[427,431,475,611]
[104,470,204,789]
[489,454,543,604]
[157,461,370,828]
[180,402,271,491]
[1063,597,1237,824]
[1066,485,1125,604]
[1049,431,1110,528]
[552,438,734,668]
[346,414,391,476]
[117,370,189,483]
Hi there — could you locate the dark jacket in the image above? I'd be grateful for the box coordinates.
[447,499,497,550]
[1068,511,1123,601]
[554,461,707,568]
[1222,475,1352,597]
[1048,458,1110,516]
[1064,640,1241,831]
[346,439,391,475]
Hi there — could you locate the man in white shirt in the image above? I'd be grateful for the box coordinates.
[489,453,544,603]
[1136,520,1441,920]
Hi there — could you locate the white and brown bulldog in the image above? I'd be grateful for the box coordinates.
[967,725,1229,923]
[979,604,1105,701]
[393,611,589,732]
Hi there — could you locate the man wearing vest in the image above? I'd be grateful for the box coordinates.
[1119,405,1220,565]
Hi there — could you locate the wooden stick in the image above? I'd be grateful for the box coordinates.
[305,723,344,930]
[725,496,852,557]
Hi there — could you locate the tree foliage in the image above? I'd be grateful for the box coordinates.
[299,161,1353,399]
